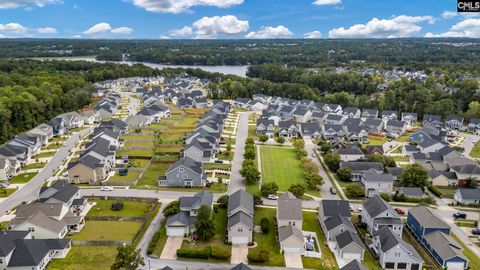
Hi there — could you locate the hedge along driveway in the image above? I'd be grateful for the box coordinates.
[259,145,305,191]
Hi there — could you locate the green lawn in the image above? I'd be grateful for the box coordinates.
[0,188,15,198]
[216,151,233,161]
[108,171,141,183]
[129,159,150,168]
[249,207,284,267]
[48,246,118,270]
[471,141,480,158]
[203,163,232,170]
[154,154,179,162]
[176,117,199,127]
[302,211,338,269]
[392,156,410,162]
[10,172,37,184]
[152,220,168,257]
[22,162,46,170]
[260,146,304,191]
[158,133,185,144]
[363,135,388,146]
[35,151,55,158]
[245,183,260,195]
[71,221,141,241]
[50,137,67,143]
[135,163,170,187]
[116,149,154,158]
[44,143,62,150]
[88,199,152,218]
[123,141,154,148]
[158,183,228,193]
[155,146,183,153]
[436,187,456,198]
[121,134,155,140]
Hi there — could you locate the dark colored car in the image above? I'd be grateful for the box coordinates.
[472,229,480,235]
[453,212,467,219]
[394,208,405,215]
[330,187,337,195]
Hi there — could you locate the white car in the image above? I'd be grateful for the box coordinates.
[267,194,279,200]
[101,186,114,191]
[357,207,363,212]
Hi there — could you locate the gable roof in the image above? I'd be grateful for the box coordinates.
[363,195,399,219]
[321,200,351,218]
[231,263,252,270]
[168,157,203,175]
[227,189,254,215]
[227,211,253,229]
[38,181,78,204]
[335,230,364,249]
[300,122,321,135]
[374,226,422,261]
[278,224,303,242]
[277,192,302,221]
[423,230,467,263]
[340,260,367,270]
[166,211,196,227]
[324,213,355,231]
[336,146,364,156]
[456,188,480,200]
[179,191,213,209]
[408,206,449,229]
[340,161,383,172]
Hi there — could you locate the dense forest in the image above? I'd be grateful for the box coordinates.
[2,39,480,73]
[0,59,162,144]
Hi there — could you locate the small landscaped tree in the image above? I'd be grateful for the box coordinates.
[305,173,323,189]
[261,182,279,196]
[195,205,215,241]
[162,200,180,217]
[259,135,269,143]
[465,177,478,189]
[111,244,145,270]
[399,164,429,189]
[244,147,256,160]
[240,164,260,184]
[324,151,341,172]
[276,137,285,144]
[260,217,270,234]
[217,195,229,208]
[337,167,352,182]
[346,184,365,198]
[288,183,306,198]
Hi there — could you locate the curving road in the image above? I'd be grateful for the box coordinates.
[0,128,92,217]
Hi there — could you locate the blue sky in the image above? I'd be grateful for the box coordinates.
[0,0,477,39]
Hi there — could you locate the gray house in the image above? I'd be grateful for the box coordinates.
[166,191,213,236]
[256,119,275,137]
[300,122,321,139]
[278,120,298,138]
[362,195,403,237]
[227,190,254,244]
[161,157,206,187]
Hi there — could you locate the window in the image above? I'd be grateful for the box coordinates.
[293,222,296,226]
[238,227,243,232]
[385,262,395,268]
[179,168,185,173]
[28,227,35,232]
[397,263,407,269]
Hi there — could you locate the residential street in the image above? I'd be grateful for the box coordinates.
[143,258,302,270]
[228,112,250,194]
[0,127,92,217]
[460,132,478,159]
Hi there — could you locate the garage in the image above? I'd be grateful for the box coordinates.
[231,236,249,244]
[342,252,362,260]
[446,261,465,270]
[166,227,186,237]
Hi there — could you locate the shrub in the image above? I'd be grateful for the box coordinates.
[217,195,229,208]
[248,249,269,263]
[163,200,180,217]
[176,247,211,259]
[379,192,391,202]
[428,185,442,197]
[346,184,365,198]
[146,230,161,255]
[260,217,270,234]
[211,246,231,260]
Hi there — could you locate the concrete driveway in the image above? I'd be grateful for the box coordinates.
[230,244,248,264]
[160,236,183,260]
[284,253,303,269]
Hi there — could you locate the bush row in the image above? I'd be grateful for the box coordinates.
[176,246,232,260]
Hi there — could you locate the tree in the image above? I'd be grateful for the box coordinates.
[260,217,270,234]
[261,182,279,196]
[253,194,263,205]
[240,164,261,184]
[288,183,306,198]
[337,167,352,182]
[379,192,391,202]
[226,139,232,153]
[276,137,285,144]
[465,177,478,189]
[244,147,256,160]
[305,173,323,189]
[162,200,180,217]
[217,195,229,208]
[367,155,396,168]
[320,144,331,152]
[259,134,269,143]
[111,245,145,270]
[399,164,429,189]
[324,152,341,171]
[195,205,215,241]
[346,184,365,198]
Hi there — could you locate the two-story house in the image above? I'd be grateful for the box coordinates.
[161,157,206,187]
[256,119,275,137]
[362,195,403,237]
[227,190,254,244]
[278,120,298,138]
[166,191,213,236]
[277,192,304,254]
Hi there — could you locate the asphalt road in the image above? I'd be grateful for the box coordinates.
[460,132,479,159]
[143,258,302,270]
[0,128,92,217]
[228,112,250,195]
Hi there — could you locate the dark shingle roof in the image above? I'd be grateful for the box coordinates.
[321,200,351,218]
[227,211,253,229]
[456,188,480,200]
[335,230,364,249]
[341,260,367,270]
[227,189,254,216]
[363,195,398,218]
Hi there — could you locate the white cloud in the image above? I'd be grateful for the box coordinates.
[111,27,133,34]
[426,18,480,38]
[313,0,341,6]
[304,30,322,38]
[36,27,57,34]
[442,10,457,19]
[131,0,243,14]
[159,35,170,39]
[72,35,82,38]
[192,15,249,38]
[0,0,61,9]
[328,15,435,38]
[83,23,133,35]
[246,25,293,39]
[168,26,193,36]
[0,23,28,34]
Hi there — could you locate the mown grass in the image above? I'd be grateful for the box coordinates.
[260,146,304,191]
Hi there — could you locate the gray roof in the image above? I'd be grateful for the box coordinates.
[38,181,78,204]
[300,122,321,135]
[231,263,252,270]
[336,146,364,156]
[179,191,213,209]
[423,231,467,262]
[321,200,351,218]
[340,162,383,173]
[0,231,29,256]
[168,157,203,175]
[408,206,449,229]
[227,211,253,229]
[399,187,424,198]
[277,192,302,221]
[404,144,419,152]
[340,260,367,270]
[363,195,399,219]
[374,226,422,261]
[324,213,355,231]
[166,211,196,227]
[11,210,66,234]
[451,164,480,175]
[387,167,404,177]
[227,189,254,216]
[335,230,364,249]
[278,224,303,242]
[456,188,480,200]
[386,119,406,128]
[8,239,68,267]
[363,173,394,182]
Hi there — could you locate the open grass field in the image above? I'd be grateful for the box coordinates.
[108,171,141,183]
[0,188,15,198]
[10,172,37,184]
[249,207,284,267]
[129,159,150,168]
[71,220,141,241]
[88,199,152,218]
[470,141,480,158]
[116,149,155,158]
[35,151,55,158]
[136,163,170,187]
[22,162,46,170]
[302,211,338,269]
[48,246,118,270]
[260,146,304,191]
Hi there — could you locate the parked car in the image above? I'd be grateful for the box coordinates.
[394,208,405,215]
[471,229,480,235]
[267,194,278,200]
[101,186,114,191]
[357,207,362,212]
[330,187,337,195]
[311,153,316,158]
[0,182,9,188]
[453,212,467,219]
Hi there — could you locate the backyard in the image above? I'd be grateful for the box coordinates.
[107,171,141,183]
[10,172,37,184]
[470,141,480,158]
[260,145,305,191]
[87,199,152,218]
[71,220,142,242]
[47,246,118,270]
[135,163,170,187]
[302,211,337,269]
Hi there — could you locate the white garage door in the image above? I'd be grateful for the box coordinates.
[167,227,185,237]
[283,247,301,253]
[446,262,465,270]
[232,236,249,244]
[343,252,362,260]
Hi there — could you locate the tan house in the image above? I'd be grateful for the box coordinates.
[67,156,107,184]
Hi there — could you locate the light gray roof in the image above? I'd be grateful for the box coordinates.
[362,173,394,182]
[227,211,253,229]
[340,162,383,173]
[324,213,355,231]
[374,226,422,261]
[321,200,351,218]
[168,157,203,175]
[11,211,66,234]
[227,189,254,215]
[277,192,302,221]
[278,225,303,242]
[456,188,480,200]
[335,230,364,250]
[423,231,467,262]
[363,194,399,219]
[408,206,449,229]
[179,191,213,209]
[399,187,424,198]
[340,260,367,270]
[166,211,196,227]
[336,146,364,155]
